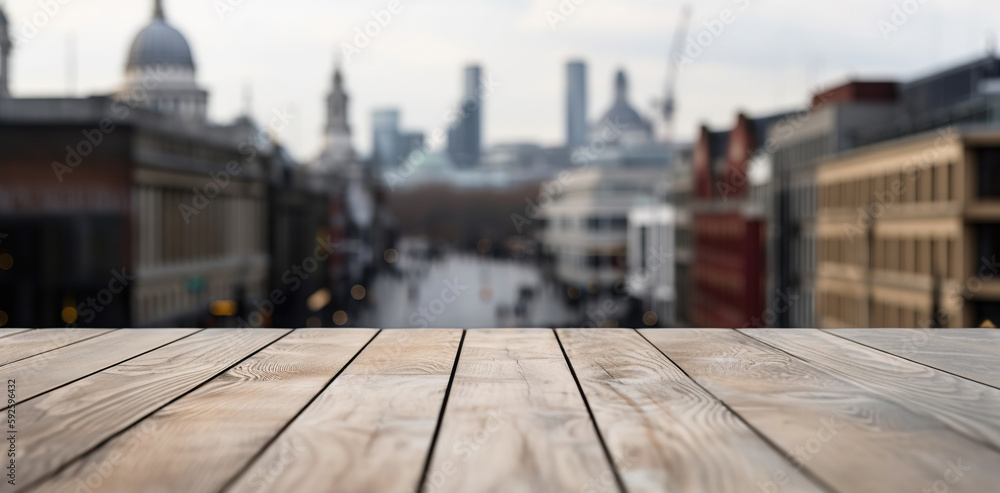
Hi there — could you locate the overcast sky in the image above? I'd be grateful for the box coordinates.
[4,0,998,161]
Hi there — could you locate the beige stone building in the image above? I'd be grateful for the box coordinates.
[816,126,1000,328]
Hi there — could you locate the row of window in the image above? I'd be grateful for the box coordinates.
[820,162,956,210]
[819,235,959,279]
[557,252,627,270]
[138,133,240,167]
[819,291,934,328]
[548,216,628,232]
[137,185,266,269]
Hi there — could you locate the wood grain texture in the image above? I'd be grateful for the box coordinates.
[827,329,1000,388]
[557,329,825,493]
[30,329,378,493]
[641,328,1000,493]
[11,328,289,491]
[422,329,618,493]
[0,329,114,367]
[227,329,461,493]
[0,329,32,339]
[743,329,1000,453]
[1,328,198,410]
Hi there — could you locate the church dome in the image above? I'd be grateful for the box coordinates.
[599,70,649,129]
[126,1,194,70]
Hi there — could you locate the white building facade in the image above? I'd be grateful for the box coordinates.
[627,205,676,327]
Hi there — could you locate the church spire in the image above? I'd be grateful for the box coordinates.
[153,0,165,20]
[615,70,628,102]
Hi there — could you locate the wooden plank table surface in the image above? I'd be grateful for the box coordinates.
[1,328,998,493]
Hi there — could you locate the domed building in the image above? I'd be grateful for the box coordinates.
[121,0,208,121]
[590,70,654,146]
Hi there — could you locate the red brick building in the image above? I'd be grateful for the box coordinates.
[690,112,795,328]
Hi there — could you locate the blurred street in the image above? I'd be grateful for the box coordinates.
[361,252,576,328]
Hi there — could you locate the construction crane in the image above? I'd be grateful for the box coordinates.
[659,5,692,150]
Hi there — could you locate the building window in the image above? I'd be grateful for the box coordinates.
[639,227,648,270]
[978,149,1000,198]
[918,170,932,202]
[975,301,1000,327]
[946,238,956,279]
[947,163,955,201]
[976,224,1000,274]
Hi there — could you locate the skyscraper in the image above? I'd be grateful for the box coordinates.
[372,109,401,172]
[447,65,483,168]
[566,61,587,149]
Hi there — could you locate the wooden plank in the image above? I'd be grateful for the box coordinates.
[11,328,289,490]
[0,328,198,409]
[31,329,378,493]
[421,329,618,493]
[827,329,1000,389]
[641,329,1000,493]
[0,329,115,367]
[557,329,826,493]
[226,329,461,493]
[742,328,1000,452]
[0,329,32,339]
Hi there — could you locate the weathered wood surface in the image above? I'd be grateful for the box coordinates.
[12,328,288,490]
[32,329,377,493]
[557,329,826,493]
[743,328,1000,452]
[4,328,999,493]
[1,328,198,409]
[0,328,32,340]
[642,329,1000,493]
[423,329,618,493]
[228,329,460,493]
[827,328,1000,388]
[0,329,114,367]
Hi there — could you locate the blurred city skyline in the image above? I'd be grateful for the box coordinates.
[4,0,1000,161]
